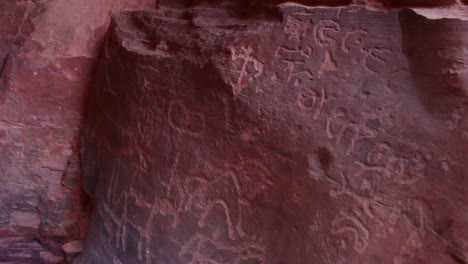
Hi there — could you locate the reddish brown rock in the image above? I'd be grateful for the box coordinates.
[0,0,157,262]
[78,5,467,264]
[0,0,466,263]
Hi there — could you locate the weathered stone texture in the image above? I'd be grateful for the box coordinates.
[78,5,467,264]
[0,0,157,262]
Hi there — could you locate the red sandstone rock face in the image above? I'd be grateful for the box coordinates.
[0,0,156,262]
[0,0,466,263]
[79,5,467,264]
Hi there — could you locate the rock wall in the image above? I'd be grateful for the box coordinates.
[0,0,156,263]
[79,4,467,264]
[0,0,466,263]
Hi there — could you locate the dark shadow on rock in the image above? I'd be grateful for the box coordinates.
[400,9,468,116]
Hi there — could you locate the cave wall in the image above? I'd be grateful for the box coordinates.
[78,4,467,264]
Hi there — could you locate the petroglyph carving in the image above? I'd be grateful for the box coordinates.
[391,151,428,185]
[284,14,311,41]
[231,159,274,201]
[326,108,376,155]
[331,207,370,254]
[320,237,348,264]
[162,158,270,261]
[198,199,237,240]
[393,231,424,264]
[318,50,338,78]
[314,19,340,47]
[168,100,205,137]
[298,88,319,111]
[298,87,328,120]
[370,203,399,239]
[229,46,264,96]
[347,164,384,198]
[159,153,272,260]
[326,107,349,139]
[179,233,266,264]
[342,29,367,53]
[275,46,312,62]
[275,46,313,84]
[137,195,179,264]
[361,142,428,185]
[401,198,433,229]
[362,47,393,74]
[284,63,314,86]
[101,201,128,252]
[139,78,151,104]
[393,199,434,264]
[366,142,393,167]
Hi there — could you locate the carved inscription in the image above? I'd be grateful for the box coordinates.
[298,87,328,120]
[229,46,264,96]
[99,150,272,264]
[314,19,341,47]
[274,46,313,85]
[318,50,338,78]
[362,47,393,74]
[331,207,370,254]
[284,14,311,41]
[326,108,376,155]
[168,100,205,137]
[342,29,368,53]
[179,233,266,264]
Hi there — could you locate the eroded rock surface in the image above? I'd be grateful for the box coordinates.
[79,5,467,264]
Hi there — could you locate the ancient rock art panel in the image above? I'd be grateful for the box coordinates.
[393,151,428,185]
[308,139,434,256]
[326,107,376,155]
[356,141,429,185]
[393,198,434,264]
[168,100,206,137]
[318,50,338,78]
[102,177,180,264]
[331,207,370,254]
[362,47,393,74]
[141,152,272,263]
[297,86,329,119]
[314,19,341,48]
[228,46,265,96]
[80,6,467,264]
[274,45,314,85]
[179,233,266,264]
[341,29,368,53]
[283,13,312,41]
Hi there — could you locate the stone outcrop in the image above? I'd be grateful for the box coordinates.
[78,4,467,264]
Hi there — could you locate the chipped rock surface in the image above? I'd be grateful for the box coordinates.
[78,4,467,264]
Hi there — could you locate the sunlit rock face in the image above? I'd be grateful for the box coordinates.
[79,5,467,264]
